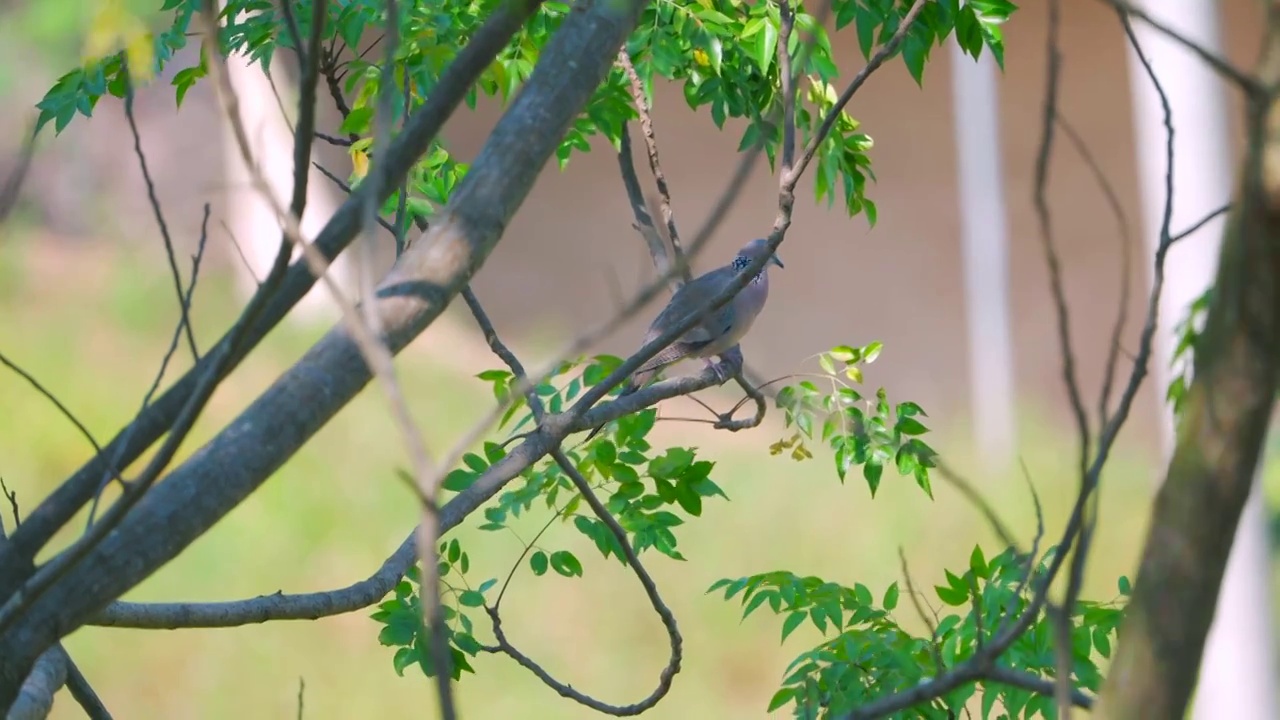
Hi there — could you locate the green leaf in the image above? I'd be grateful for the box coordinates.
[458,590,485,607]
[442,469,474,492]
[863,457,883,496]
[754,20,778,74]
[902,32,928,86]
[340,106,375,135]
[1093,626,1112,658]
[780,610,806,643]
[550,550,583,577]
[393,646,417,676]
[897,417,929,435]
[530,550,548,576]
[935,584,969,606]
[969,545,988,579]
[1118,575,1132,595]
[767,687,796,712]
[883,581,900,610]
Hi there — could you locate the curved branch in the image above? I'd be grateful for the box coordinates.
[482,449,682,716]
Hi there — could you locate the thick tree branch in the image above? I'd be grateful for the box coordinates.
[5,647,65,720]
[90,532,416,628]
[0,0,642,703]
[0,0,543,603]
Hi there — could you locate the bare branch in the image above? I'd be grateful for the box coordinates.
[1055,114,1132,427]
[899,550,943,675]
[122,58,199,362]
[87,204,213,529]
[217,4,450,709]
[90,532,415,628]
[1031,0,1090,479]
[616,124,675,287]
[0,124,36,227]
[618,51,688,284]
[1102,0,1263,95]
[0,354,105,467]
[289,0,328,222]
[62,656,112,720]
[1171,203,1231,244]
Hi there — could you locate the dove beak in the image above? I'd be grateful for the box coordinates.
[771,254,785,269]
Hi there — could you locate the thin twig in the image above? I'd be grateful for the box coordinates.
[1102,0,1264,96]
[1170,203,1231,244]
[1031,0,1090,481]
[481,449,681,716]
[0,356,106,467]
[0,123,37,227]
[899,550,943,674]
[1055,115,1132,427]
[213,4,451,714]
[312,161,399,235]
[86,204,212,529]
[616,123,675,288]
[122,58,199,362]
[63,655,113,720]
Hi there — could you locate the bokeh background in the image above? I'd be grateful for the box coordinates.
[0,0,1275,717]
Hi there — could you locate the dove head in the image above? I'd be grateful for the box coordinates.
[732,238,785,276]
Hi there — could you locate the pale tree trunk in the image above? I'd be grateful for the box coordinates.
[221,44,351,325]
[1120,1,1278,717]
[948,37,1016,471]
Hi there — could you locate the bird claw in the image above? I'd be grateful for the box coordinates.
[705,347,744,385]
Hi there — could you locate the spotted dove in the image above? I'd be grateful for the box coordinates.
[583,238,783,441]
[620,236,783,393]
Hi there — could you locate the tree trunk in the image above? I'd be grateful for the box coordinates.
[1094,33,1280,718]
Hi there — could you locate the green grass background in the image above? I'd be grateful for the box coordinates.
[2,227,1273,719]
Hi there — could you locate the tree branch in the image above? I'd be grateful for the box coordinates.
[1094,12,1280,718]
[89,532,416,628]
[0,0,642,703]
[0,0,543,603]
[1101,0,1264,96]
[617,50,689,284]
[481,449,681,716]
[122,58,199,362]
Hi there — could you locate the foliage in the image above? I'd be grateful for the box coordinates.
[772,341,939,498]
[710,545,1128,719]
[31,0,1142,716]
[37,0,1013,224]
[1166,287,1213,421]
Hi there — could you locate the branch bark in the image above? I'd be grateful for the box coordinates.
[0,0,543,597]
[1093,36,1280,718]
[0,0,644,705]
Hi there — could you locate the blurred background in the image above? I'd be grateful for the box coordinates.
[0,0,1275,717]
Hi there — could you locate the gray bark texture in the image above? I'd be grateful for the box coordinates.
[0,0,645,706]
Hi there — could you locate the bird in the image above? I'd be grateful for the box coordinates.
[583,237,784,441]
